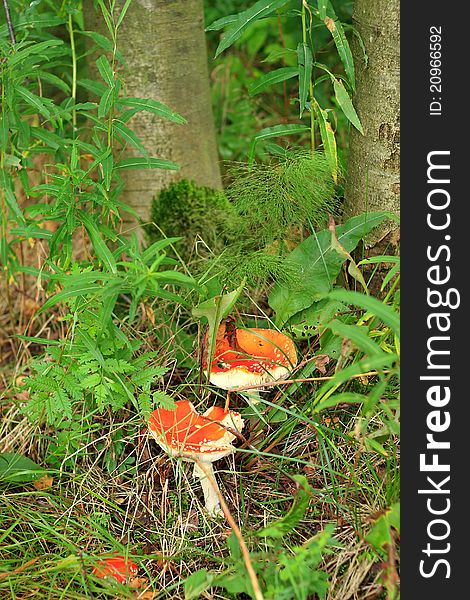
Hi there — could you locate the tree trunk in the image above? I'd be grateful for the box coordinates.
[344,0,400,248]
[85,0,222,234]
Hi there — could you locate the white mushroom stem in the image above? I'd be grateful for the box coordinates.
[193,461,223,516]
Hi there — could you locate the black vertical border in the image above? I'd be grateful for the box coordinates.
[401,1,468,596]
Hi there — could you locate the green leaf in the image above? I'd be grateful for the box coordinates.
[0,171,25,224]
[366,503,400,551]
[101,153,113,191]
[324,5,355,90]
[152,270,200,289]
[80,31,125,63]
[327,320,383,356]
[214,0,289,58]
[318,0,328,20]
[297,42,312,117]
[16,86,52,120]
[313,100,338,182]
[152,390,176,410]
[38,283,104,314]
[31,127,64,150]
[248,123,310,164]
[248,67,298,96]
[7,39,64,67]
[77,78,108,97]
[192,281,246,381]
[0,453,47,484]
[184,569,214,599]
[35,71,71,94]
[116,0,133,29]
[114,157,179,171]
[0,116,8,149]
[95,55,115,87]
[119,97,187,124]
[206,14,239,31]
[327,289,400,338]
[333,78,363,133]
[257,475,311,538]
[313,353,397,412]
[113,120,147,155]
[98,86,114,118]
[269,212,390,326]
[79,212,117,274]
[311,391,367,411]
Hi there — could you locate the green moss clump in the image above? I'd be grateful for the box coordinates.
[146,179,236,263]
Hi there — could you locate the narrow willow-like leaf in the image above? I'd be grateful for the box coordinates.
[214,0,289,58]
[297,42,312,117]
[114,157,179,171]
[313,353,397,408]
[205,13,238,31]
[79,31,125,63]
[16,86,52,119]
[39,284,104,314]
[324,4,355,90]
[313,99,337,182]
[97,86,114,118]
[95,55,114,88]
[248,67,298,96]
[248,123,310,164]
[101,153,113,191]
[113,120,147,155]
[118,97,187,124]
[79,212,117,274]
[333,78,363,133]
[116,0,132,29]
[7,39,64,67]
[318,0,328,20]
[0,171,25,223]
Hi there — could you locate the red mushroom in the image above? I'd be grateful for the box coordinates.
[92,555,138,584]
[148,400,244,516]
[202,318,297,404]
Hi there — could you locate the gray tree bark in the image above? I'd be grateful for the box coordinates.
[85,0,222,234]
[344,0,400,247]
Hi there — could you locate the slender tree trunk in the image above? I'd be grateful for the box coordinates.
[344,0,400,248]
[85,0,222,234]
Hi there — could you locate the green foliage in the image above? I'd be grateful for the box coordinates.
[203,150,339,288]
[147,179,236,263]
[0,453,48,484]
[1,0,187,466]
[269,212,391,325]
[366,503,400,555]
[207,0,360,173]
[22,309,172,426]
[185,522,334,600]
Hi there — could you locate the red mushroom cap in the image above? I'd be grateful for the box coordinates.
[202,319,297,390]
[92,556,138,584]
[148,400,243,461]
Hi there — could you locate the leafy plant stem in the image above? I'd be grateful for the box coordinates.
[301,0,315,152]
[67,13,77,130]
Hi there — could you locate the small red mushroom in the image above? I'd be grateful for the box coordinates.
[202,318,297,403]
[92,555,138,584]
[148,400,244,516]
